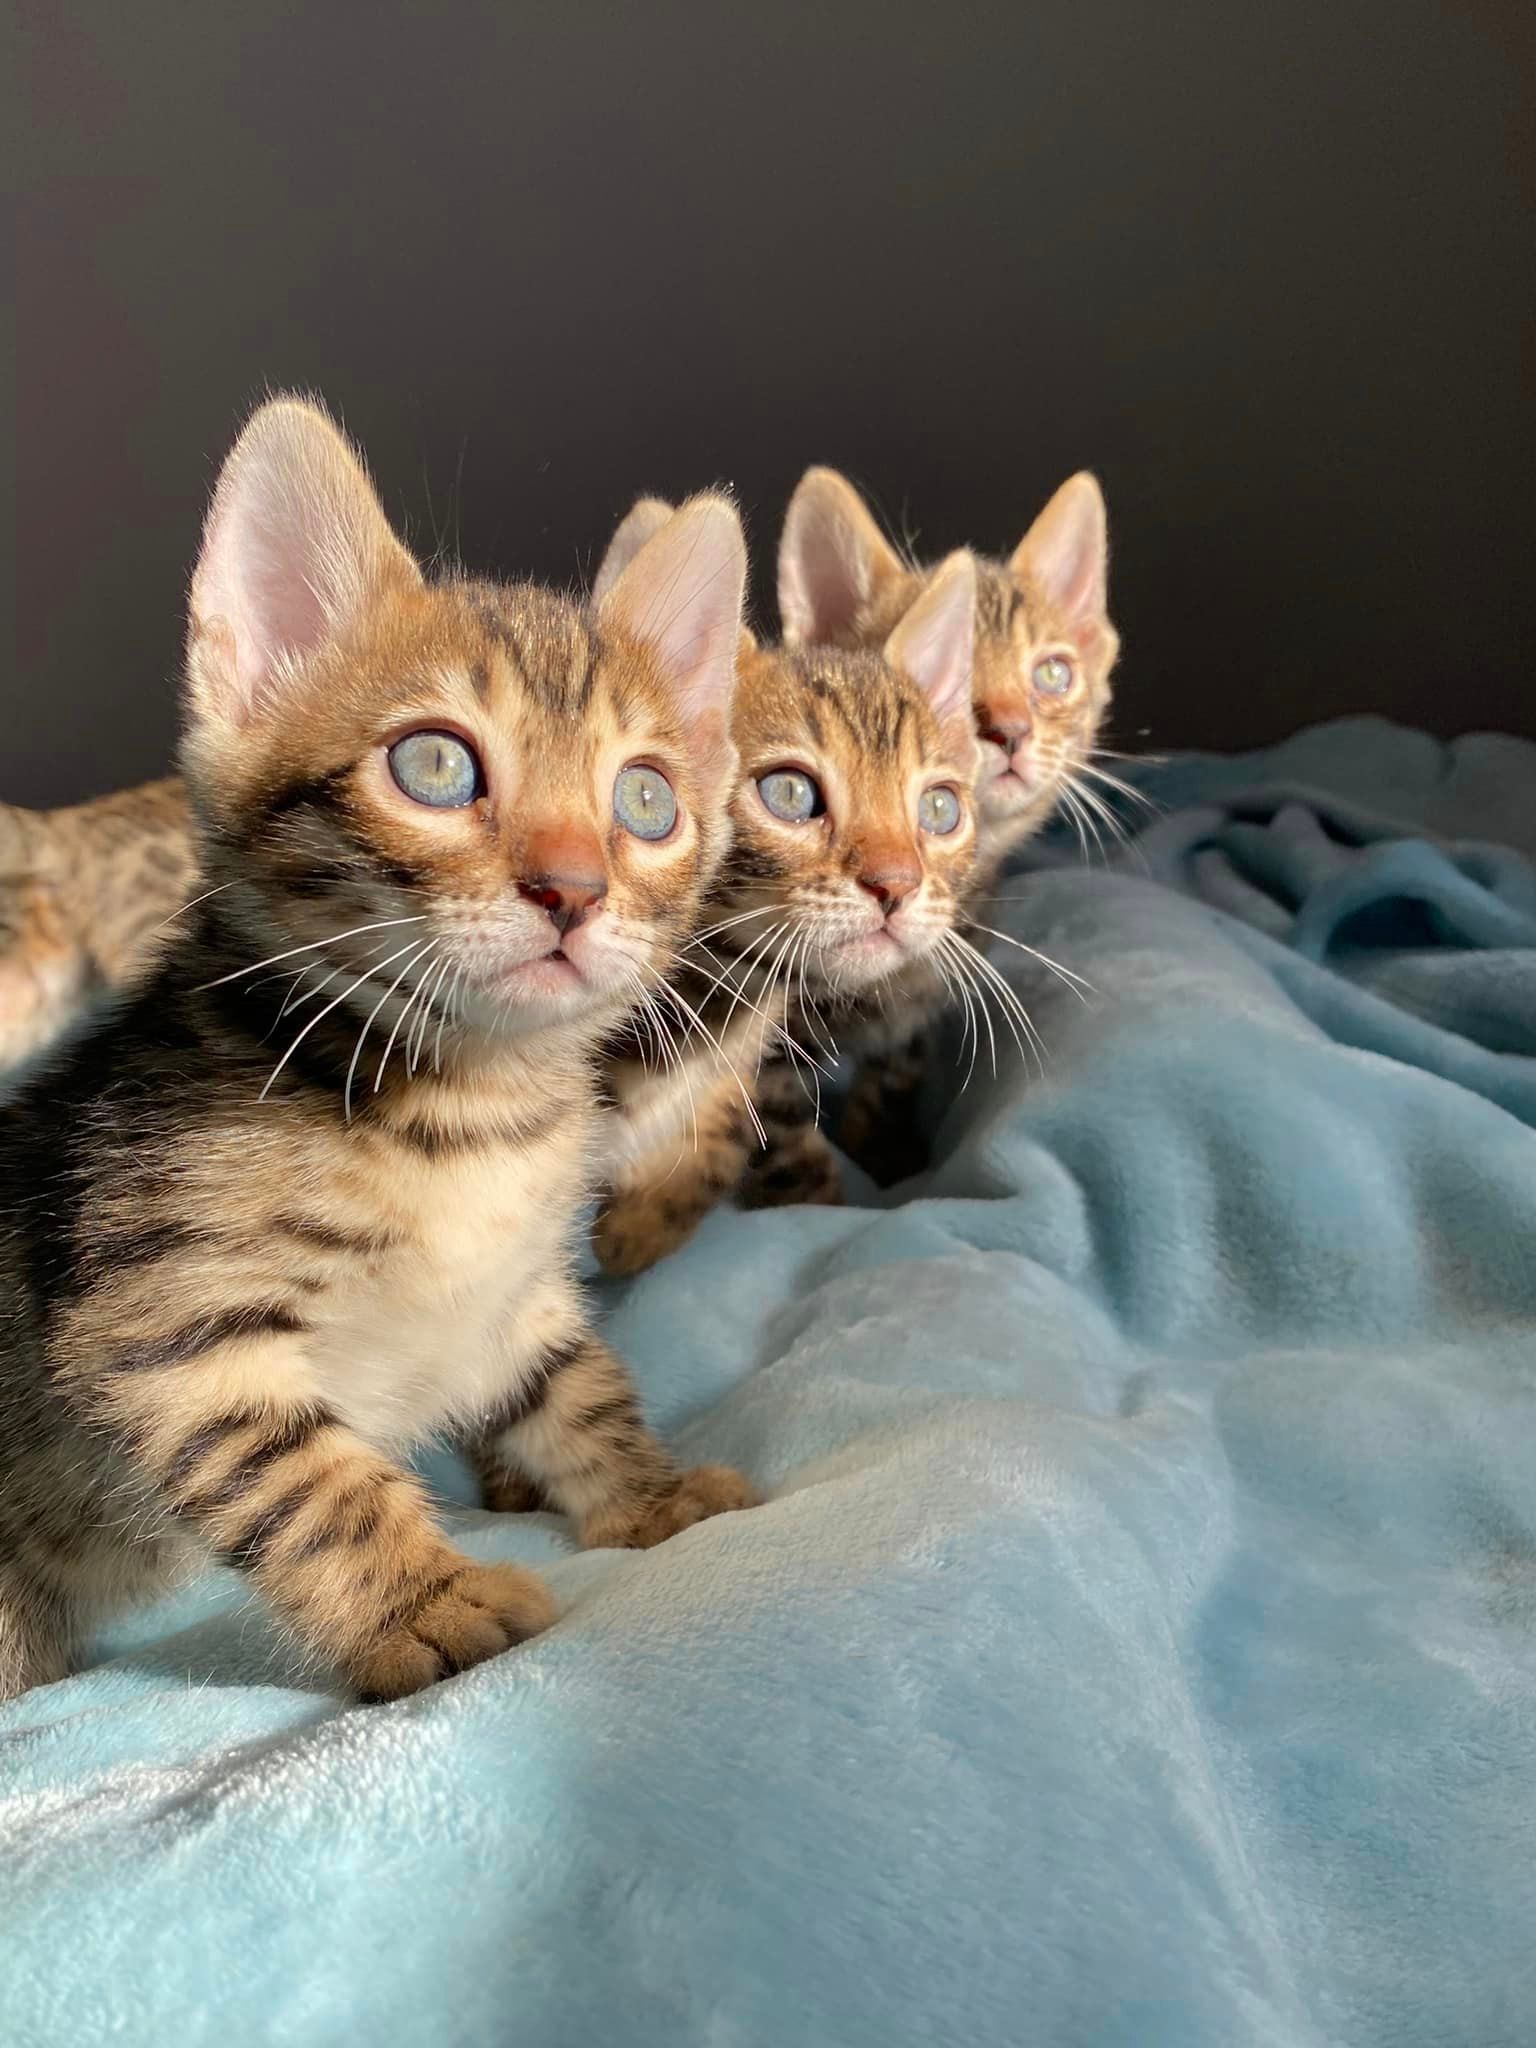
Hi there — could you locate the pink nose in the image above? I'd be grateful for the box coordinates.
[518,874,606,937]
[858,868,921,916]
[978,708,1031,751]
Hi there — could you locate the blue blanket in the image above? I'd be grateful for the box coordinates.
[4,717,1534,2048]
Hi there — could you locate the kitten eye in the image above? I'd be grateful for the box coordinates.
[613,764,678,841]
[918,785,962,835]
[388,731,483,807]
[1033,654,1074,697]
[758,769,824,823]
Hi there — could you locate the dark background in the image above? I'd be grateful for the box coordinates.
[11,1,1533,808]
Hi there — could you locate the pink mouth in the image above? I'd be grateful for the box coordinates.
[497,950,586,997]
[836,927,903,962]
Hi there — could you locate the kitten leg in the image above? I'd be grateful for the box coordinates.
[78,1342,554,1701]
[738,1057,845,1210]
[839,1030,932,1186]
[0,1569,78,1701]
[474,1317,758,1548]
[593,1072,753,1275]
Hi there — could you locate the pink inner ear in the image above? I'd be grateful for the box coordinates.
[188,397,420,726]
[1013,478,1108,623]
[225,518,331,705]
[782,514,866,641]
[885,557,976,733]
[599,496,746,747]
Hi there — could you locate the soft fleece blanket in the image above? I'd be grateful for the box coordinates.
[4,717,1534,2048]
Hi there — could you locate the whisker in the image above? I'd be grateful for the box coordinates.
[940,932,997,1078]
[433,965,464,1073]
[258,936,425,1103]
[960,920,1093,999]
[153,879,236,931]
[1076,758,1161,810]
[684,901,784,948]
[345,939,436,1120]
[197,915,428,993]
[409,950,454,1073]
[658,981,768,1148]
[373,941,442,1093]
[956,936,1045,1075]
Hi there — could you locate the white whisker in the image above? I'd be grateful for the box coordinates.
[258,936,425,1103]
[198,915,428,993]
[960,920,1093,999]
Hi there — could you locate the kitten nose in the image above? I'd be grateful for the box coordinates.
[979,706,1031,749]
[518,874,607,936]
[858,863,921,916]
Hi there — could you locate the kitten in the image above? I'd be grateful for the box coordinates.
[0,780,195,1080]
[774,467,1121,1178]
[0,397,757,1703]
[589,497,980,1270]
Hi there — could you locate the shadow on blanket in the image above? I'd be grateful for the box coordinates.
[4,718,1533,2048]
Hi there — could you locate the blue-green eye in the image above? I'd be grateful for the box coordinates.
[758,769,823,823]
[1032,654,1074,697]
[613,764,677,841]
[388,731,482,807]
[918,785,962,835]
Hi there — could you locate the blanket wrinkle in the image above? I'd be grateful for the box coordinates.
[3,715,1533,2048]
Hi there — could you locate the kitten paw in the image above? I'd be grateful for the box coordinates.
[479,1468,547,1515]
[592,1201,696,1276]
[587,1464,760,1550]
[349,1559,555,1701]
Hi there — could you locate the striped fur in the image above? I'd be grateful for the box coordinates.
[0,398,757,1702]
[775,468,1122,1180]
[592,515,982,1265]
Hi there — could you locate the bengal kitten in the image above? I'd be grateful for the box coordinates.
[0,398,758,1703]
[774,466,1122,1180]
[0,780,195,1082]
[588,499,980,1271]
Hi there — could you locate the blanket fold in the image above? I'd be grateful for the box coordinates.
[4,717,1533,2048]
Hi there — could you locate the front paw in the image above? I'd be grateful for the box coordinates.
[593,1198,698,1276]
[587,1464,760,1550]
[348,1559,556,1702]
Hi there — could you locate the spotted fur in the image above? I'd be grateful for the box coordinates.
[0,780,196,1082]
[0,398,756,1702]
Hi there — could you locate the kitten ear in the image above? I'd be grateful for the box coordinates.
[187,396,421,728]
[591,496,676,607]
[598,494,747,788]
[883,550,977,740]
[1009,472,1108,623]
[778,467,905,644]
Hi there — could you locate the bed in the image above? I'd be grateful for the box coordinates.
[4,716,1533,2047]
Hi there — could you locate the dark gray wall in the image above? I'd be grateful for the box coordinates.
[11,1,1533,807]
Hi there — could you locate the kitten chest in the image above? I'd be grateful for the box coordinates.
[305,1124,591,1449]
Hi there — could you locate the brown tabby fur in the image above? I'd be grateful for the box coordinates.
[776,468,1122,1182]
[0,780,195,1079]
[0,399,756,1702]
[591,511,981,1267]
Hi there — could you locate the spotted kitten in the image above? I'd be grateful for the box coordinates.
[0,780,195,1081]
[0,398,757,1703]
[775,467,1121,1179]
[587,499,980,1271]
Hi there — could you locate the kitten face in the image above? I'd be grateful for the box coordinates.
[185,400,745,1050]
[713,639,979,998]
[593,502,980,1006]
[778,468,1120,864]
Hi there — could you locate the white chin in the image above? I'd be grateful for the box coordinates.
[822,928,909,990]
[982,769,1041,818]
[463,955,606,1034]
